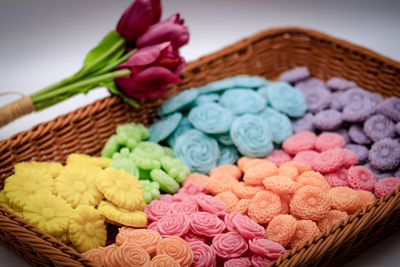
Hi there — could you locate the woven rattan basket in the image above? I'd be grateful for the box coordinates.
[1,27,400,266]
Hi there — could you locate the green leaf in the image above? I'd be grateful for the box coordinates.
[81,30,125,74]
[99,81,139,108]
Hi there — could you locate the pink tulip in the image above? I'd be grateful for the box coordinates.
[116,0,162,43]
[136,13,189,50]
[115,42,185,98]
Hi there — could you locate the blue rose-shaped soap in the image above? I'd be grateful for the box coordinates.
[266,81,307,117]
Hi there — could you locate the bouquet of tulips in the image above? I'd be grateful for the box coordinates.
[0,0,189,127]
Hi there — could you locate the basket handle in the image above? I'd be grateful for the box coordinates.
[0,94,35,127]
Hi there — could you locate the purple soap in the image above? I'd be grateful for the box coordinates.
[349,125,372,145]
[342,98,376,123]
[313,109,342,130]
[369,138,400,171]
[279,67,310,83]
[326,77,356,91]
[363,163,395,180]
[395,168,400,178]
[302,87,332,114]
[291,113,315,133]
[378,97,400,122]
[368,92,384,106]
[330,91,346,111]
[295,77,326,92]
[342,87,372,106]
[346,144,369,164]
[364,114,396,142]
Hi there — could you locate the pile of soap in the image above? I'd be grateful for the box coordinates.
[101,122,190,202]
[185,157,379,249]
[0,154,146,252]
[83,228,193,267]
[149,75,308,173]
[281,67,400,178]
[271,131,400,198]
[144,182,286,266]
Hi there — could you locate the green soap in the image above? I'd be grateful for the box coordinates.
[162,147,176,158]
[133,142,165,160]
[108,158,139,178]
[139,180,160,203]
[143,191,152,204]
[116,124,142,149]
[112,147,131,160]
[150,169,180,194]
[138,168,152,180]
[130,153,161,170]
[101,135,120,158]
[150,188,160,199]
[160,156,190,183]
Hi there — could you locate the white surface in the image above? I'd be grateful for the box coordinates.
[0,0,400,266]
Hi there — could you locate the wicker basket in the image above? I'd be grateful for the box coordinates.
[1,27,400,266]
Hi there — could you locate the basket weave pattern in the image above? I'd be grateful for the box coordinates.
[1,27,400,266]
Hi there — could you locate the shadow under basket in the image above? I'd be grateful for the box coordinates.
[1,27,400,266]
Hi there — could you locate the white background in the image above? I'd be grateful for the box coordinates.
[1,0,400,266]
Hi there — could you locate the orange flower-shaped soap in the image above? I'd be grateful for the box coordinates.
[237,157,266,172]
[263,175,298,194]
[207,174,238,195]
[116,228,161,254]
[317,210,348,233]
[209,164,242,180]
[278,165,298,181]
[289,220,320,248]
[243,161,278,185]
[297,171,331,192]
[328,187,360,214]
[281,161,311,175]
[149,254,180,267]
[248,190,281,224]
[215,191,239,212]
[111,244,150,266]
[232,182,264,199]
[290,185,330,221]
[231,199,251,215]
[156,236,193,267]
[265,214,297,247]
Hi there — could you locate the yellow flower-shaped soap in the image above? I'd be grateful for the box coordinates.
[4,172,54,210]
[15,161,63,179]
[95,168,144,211]
[69,205,107,252]
[0,190,24,217]
[54,165,104,208]
[66,153,112,169]
[97,201,147,227]
[56,232,70,244]
[23,194,73,236]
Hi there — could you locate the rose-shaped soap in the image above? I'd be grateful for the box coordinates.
[251,255,272,267]
[183,230,208,244]
[211,232,248,259]
[248,238,286,259]
[169,201,199,216]
[195,194,227,217]
[224,212,265,240]
[224,257,252,267]
[157,213,190,237]
[144,200,171,221]
[190,212,226,237]
[189,241,217,267]
[157,236,193,267]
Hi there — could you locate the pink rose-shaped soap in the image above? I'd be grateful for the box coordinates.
[169,201,198,216]
[183,230,208,244]
[249,238,286,259]
[146,221,158,232]
[251,255,272,267]
[189,241,217,267]
[190,212,226,237]
[196,195,227,217]
[224,257,252,267]
[157,213,190,237]
[179,181,206,195]
[144,200,171,221]
[172,192,197,202]
[211,232,248,259]
[158,194,174,203]
[224,212,265,240]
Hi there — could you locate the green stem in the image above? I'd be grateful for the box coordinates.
[79,38,126,75]
[93,49,136,76]
[31,38,126,99]
[31,69,131,103]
